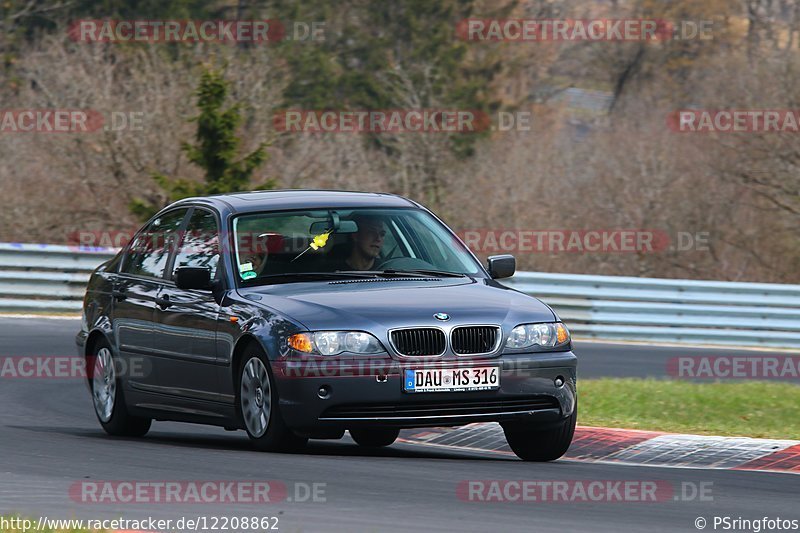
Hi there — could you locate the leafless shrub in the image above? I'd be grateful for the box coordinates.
[1,11,798,283]
[0,36,284,242]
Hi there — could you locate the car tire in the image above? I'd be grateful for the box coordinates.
[89,339,151,437]
[503,404,577,462]
[238,345,308,452]
[349,428,400,447]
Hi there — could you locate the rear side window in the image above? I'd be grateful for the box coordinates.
[172,209,220,279]
[122,209,188,279]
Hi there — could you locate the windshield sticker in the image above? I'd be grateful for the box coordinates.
[239,262,254,273]
[240,270,257,281]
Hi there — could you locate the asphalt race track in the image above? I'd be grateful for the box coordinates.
[1,317,798,532]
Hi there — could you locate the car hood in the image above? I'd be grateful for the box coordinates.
[239,277,556,332]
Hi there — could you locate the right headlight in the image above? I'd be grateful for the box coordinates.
[287,331,385,356]
[505,322,570,349]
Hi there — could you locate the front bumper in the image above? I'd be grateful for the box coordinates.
[273,351,577,432]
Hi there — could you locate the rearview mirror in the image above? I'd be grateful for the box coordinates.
[487,255,516,279]
[175,266,212,290]
[309,220,359,234]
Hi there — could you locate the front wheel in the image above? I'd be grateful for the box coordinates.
[238,347,307,452]
[503,405,577,462]
[349,428,400,447]
[90,340,151,437]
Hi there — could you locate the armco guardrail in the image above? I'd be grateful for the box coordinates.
[1,243,799,348]
[505,272,800,349]
[0,243,116,313]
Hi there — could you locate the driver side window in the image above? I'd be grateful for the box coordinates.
[173,209,220,280]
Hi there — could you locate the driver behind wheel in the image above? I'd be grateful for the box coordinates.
[331,214,386,271]
[238,232,277,278]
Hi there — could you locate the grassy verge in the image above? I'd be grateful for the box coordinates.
[579,379,800,440]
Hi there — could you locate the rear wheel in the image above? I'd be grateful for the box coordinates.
[238,346,307,452]
[349,428,400,447]
[90,340,151,437]
[503,405,577,462]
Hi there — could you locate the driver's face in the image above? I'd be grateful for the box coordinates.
[354,221,385,259]
[240,252,266,274]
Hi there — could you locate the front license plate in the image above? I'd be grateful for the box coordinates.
[403,367,500,393]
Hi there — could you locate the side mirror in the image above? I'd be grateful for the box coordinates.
[487,255,516,279]
[175,266,212,290]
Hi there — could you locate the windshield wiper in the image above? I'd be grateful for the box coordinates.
[247,272,379,285]
[388,269,467,278]
[339,269,467,278]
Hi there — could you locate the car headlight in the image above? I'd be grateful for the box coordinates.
[288,331,385,355]
[505,322,570,349]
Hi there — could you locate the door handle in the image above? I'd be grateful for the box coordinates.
[111,288,127,301]
[155,294,172,310]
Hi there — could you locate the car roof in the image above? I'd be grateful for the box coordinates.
[171,189,419,215]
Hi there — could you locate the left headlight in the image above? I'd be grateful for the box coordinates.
[505,322,570,349]
[288,331,385,356]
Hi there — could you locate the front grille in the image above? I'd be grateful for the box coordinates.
[391,328,446,356]
[321,396,560,420]
[451,326,500,355]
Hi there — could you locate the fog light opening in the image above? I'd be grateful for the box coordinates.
[318,385,331,399]
[554,376,565,388]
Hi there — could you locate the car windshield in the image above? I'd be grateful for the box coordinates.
[232,208,484,285]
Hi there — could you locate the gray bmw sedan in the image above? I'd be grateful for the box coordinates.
[77,190,577,461]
